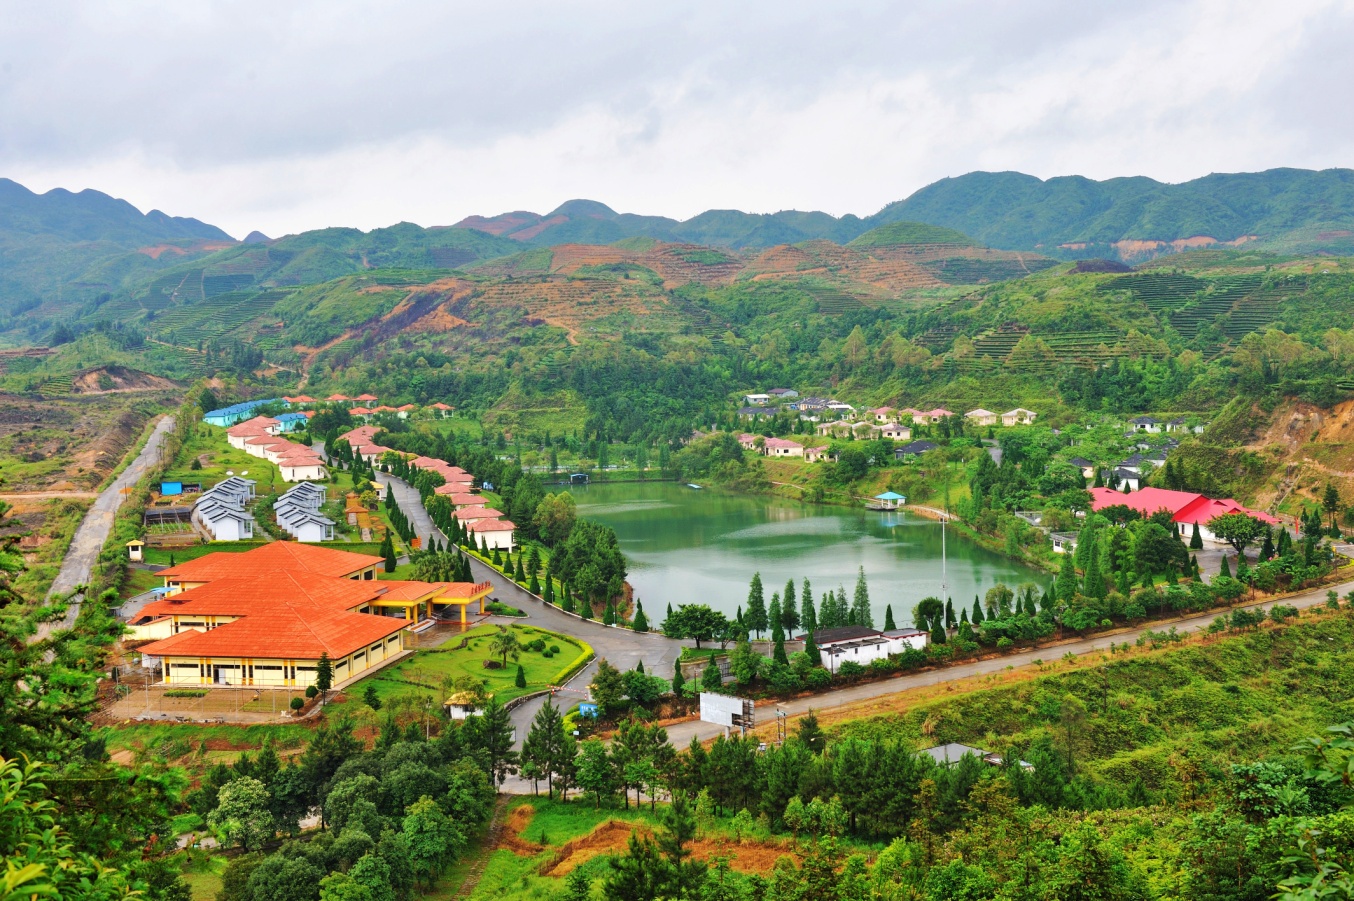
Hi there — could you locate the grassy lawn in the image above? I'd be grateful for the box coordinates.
[163,423,286,495]
[101,721,313,758]
[120,566,163,598]
[347,624,591,708]
[177,850,227,901]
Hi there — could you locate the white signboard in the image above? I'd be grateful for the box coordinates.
[700,692,753,728]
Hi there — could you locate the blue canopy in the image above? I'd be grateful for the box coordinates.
[874,491,906,501]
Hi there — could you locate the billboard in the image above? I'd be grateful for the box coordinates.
[700,692,754,729]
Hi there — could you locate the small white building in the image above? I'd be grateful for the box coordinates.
[966,409,998,427]
[762,437,804,457]
[469,518,516,551]
[870,406,898,423]
[1051,533,1078,554]
[1128,416,1161,433]
[279,455,328,482]
[799,625,929,674]
[742,393,771,406]
[880,423,912,441]
[1001,408,1037,427]
[196,504,255,541]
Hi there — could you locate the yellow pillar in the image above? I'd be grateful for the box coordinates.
[460,603,466,625]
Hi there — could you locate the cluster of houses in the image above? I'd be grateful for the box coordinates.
[128,542,495,688]
[337,425,516,551]
[274,482,335,543]
[225,416,329,483]
[202,396,457,430]
[192,476,257,541]
[963,408,1038,427]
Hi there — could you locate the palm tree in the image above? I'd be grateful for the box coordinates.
[489,629,521,668]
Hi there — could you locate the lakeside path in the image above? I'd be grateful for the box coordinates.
[657,575,1354,750]
[34,415,176,641]
[373,473,690,757]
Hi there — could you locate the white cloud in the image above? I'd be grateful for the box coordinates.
[2,0,1351,237]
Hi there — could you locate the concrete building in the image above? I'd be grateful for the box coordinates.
[468,518,516,551]
[965,409,998,427]
[796,625,929,674]
[1001,408,1037,427]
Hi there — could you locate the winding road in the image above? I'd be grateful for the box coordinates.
[374,469,1352,790]
[33,415,176,641]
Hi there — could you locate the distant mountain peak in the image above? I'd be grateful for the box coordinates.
[243,230,271,244]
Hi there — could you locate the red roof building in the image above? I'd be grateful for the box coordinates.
[1089,486,1278,543]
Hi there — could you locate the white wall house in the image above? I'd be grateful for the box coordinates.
[799,626,929,674]
[469,518,516,551]
[279,457,328,482]
[196,505,255,541]
[966,409,998,427]
[1002,408,1037,426]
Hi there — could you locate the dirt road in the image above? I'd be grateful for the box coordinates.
[34,415,176,640]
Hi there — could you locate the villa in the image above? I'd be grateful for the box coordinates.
[965,409,998,427]
[1001,408,1037,427]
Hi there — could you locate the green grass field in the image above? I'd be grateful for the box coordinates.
[345,624,591,709]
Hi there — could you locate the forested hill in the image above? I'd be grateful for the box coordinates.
[875,168,1354,258]
[456,168,1354,259]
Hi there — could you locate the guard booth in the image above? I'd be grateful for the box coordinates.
[126,539,146,563]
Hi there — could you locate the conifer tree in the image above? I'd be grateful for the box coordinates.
[1260,528,1275,560]
[944,598,955,628]
[804,632,821,667]
[632,601,648,633]
[884,604,896,631]
[930,614,946,645]
[514,554,526,583]
[603,598,615,625]
[702,653,723,691]
[800,578,816,634]
[1083,539,1106,599]
[561,581,574,613]
[769,594,783,644]
[746,572,768,639]
[1190,522,1203,550]
[671,657,685,696]
[1023,591,1038,617]
[971,596,985,625]
[782,579,799,632]
[529,569,541,595]
[851,567,873,629]
[1056,550,1078,602]
[381,532,397,573]
[836,586,849,626]
[1220,555,1231,578]
[959,607,969,625]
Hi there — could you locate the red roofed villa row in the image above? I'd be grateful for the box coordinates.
[1089,486,1279,544]
[133,543,494,687]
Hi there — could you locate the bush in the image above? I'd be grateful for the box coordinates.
[996,637,1014,653]
[806,667,832,690]
[163,689,208,698]
[305,685,318,698]
[549,645,561,654]
[290,697,305,710]
[837,661,866,681]
[528,639,546,652]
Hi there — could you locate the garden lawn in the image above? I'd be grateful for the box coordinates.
[349,624,589,707]
[162,423,285,495]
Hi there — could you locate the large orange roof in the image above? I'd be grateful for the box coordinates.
[468,518,516,532]
[454,507,501,521]
[158,542,383,582]
[371,580,491,601]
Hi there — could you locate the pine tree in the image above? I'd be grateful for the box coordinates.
[632,602,648,632]
[1056,550,1078,602]
[603,598,615,625]
[1190,522,1203,549]
[944,598,955,628]
[836,586,849,627]
[930,614,946,645]
[1023,591,1038,617]
[1220,555,1231,578]
[960,608,969,624]
[529,570,541,594]
[492,546,503,567]
[515,664,526,688]
[800,578,817,634]
[884,604,896,631]
[514,554,526,583]
[1083,538,1106,599]
[769,594,784,645]
[971,596,985,625]
[851,566,873,629]
[702,653,723,691]
[671,658,685,696]
[381,532,397,573]
[579,595,591,620]
[782,579,799,632]
[1260,528,1275,560]
[804,632,821,667]
[561,581,574,613]
[746,572,768,639]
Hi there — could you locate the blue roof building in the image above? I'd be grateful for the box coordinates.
[274,412,309,432]
[202,399,281,427]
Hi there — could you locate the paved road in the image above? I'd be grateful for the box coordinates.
[376,473,689,755]
[34,416,176,639]
[657,576,1354,750]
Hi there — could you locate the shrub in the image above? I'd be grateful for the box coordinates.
[996,637,1014,653]
[806,667,832,690]
[837,661,866,681]
[528,639,546,652]
[550,645,561,654]
[290,697,305,711]
[305,685,318,698]
[163,689,208,698]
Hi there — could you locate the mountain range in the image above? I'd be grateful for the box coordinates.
[3,167,1354,332]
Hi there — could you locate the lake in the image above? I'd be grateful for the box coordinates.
[564,481,1046,629]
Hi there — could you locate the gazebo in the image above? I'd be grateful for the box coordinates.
[870,491,906,510]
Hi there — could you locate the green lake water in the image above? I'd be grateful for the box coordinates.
[564,481,1047,629]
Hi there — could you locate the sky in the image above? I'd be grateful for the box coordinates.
[2,1,1352,238]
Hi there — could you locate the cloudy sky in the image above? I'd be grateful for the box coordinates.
[3,1,1352,238]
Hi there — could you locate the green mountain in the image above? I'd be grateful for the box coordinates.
[454,168,1354,259]
[873,168,1354,257]
[0,178,234,327]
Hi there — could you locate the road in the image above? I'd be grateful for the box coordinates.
[375,473,690,757]
[376,469,1349,791]
[34,416,176,640]
[657,575,1354,750]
